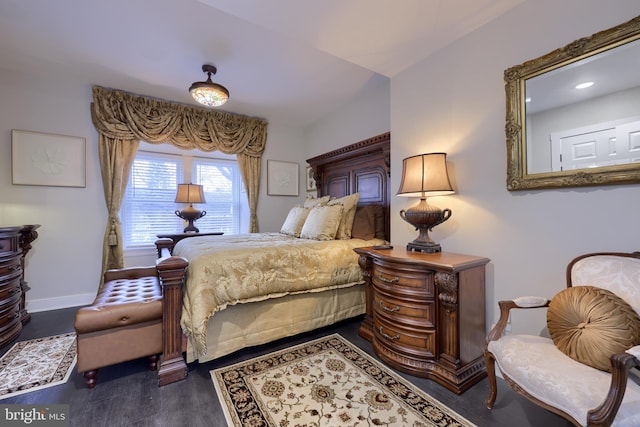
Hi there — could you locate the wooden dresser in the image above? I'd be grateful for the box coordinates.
[354,247,489,394]
[0,225,39,347]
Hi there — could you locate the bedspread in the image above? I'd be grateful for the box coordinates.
[172,232,382,356]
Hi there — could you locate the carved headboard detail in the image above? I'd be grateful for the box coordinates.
[306,132,390,241]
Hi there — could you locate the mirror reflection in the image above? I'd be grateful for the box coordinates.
[526,38,640,174]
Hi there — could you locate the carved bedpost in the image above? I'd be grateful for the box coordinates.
[357,253,374,341]
[156,255,189,386]
[155,238,175,258]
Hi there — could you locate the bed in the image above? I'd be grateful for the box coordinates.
[155,132,390,381]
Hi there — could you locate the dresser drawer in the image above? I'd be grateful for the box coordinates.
[372,262,434,294]
[374,315,435,356]
[0,235,19,255]
[374,289,435,325]
[0,262,22,283]
[0,298,21,329]
[0,253,21,275]
[0,275,21,305]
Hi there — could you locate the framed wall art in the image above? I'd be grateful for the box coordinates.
[267,160,299,196]
[12,130,86,187]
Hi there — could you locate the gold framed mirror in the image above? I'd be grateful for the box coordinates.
[505,16,640,190]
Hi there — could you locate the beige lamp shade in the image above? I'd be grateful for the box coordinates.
[175,183,206,205]
[397,153,454,197]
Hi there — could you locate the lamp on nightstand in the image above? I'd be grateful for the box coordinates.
[174,183,207,233]
[397,153,454,253]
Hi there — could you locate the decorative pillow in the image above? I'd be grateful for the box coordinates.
[547,285,640,372]
[371,205,386,240]
[299,204,343,240]
[327,193,360,239]
[351,205,376,240]
[280,206,310,237]
[303,195,330,208]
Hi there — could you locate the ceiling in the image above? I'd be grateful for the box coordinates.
[0,0,523,127]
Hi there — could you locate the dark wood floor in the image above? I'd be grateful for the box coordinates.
[1,307,572,427]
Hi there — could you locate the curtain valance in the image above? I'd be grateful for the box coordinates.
[90,85,267,156]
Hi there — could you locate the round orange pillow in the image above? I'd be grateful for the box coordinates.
[547,285,640,372]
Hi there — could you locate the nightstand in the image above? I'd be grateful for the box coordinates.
[354,246,490,394]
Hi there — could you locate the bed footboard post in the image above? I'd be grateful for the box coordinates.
[156,255,189,386]
[357,253,374,341]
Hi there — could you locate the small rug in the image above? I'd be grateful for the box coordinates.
[0,333,77,400]
[211,334,475,427]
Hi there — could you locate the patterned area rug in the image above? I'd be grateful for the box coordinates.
[211,334,475,426]
[0,333,76,400]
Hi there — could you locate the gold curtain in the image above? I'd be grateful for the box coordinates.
[91,85,268,276]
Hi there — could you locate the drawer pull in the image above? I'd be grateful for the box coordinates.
[378,300,400,312]
[377,274,399,284]
[379,326,400,341]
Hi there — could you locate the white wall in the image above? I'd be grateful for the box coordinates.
[391,0,640,334]
[305,79,390,159]
[0,70,104,311]
[257,123,307,233]
[0,70,308,311]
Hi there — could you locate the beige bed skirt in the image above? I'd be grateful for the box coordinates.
[185,284,366,363]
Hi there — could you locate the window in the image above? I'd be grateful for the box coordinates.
[121,150,246,248]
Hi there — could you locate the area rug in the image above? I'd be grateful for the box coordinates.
[211,334,476,426]
[0,332,76,400]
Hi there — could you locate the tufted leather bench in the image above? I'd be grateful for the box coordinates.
[74,266,163,388]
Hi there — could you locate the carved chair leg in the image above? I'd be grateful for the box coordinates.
[485,351,498,409]
[83,370,98,389]
[149,354,159,371]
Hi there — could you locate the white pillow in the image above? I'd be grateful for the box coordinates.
[300,205,343,240]
[327,193,360,239]
[280,206,310,237]
[303,195,330,208]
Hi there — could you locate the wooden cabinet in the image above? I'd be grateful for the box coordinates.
[0,225,39,347]
[355,247,489,394]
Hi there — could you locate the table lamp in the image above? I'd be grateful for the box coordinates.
[397,153,454,253]
[174,183,207,233]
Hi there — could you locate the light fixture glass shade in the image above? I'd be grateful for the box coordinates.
[397,153,454,197]
[189,64,229,107]
[190,83,229,107]
[174,183,206,204]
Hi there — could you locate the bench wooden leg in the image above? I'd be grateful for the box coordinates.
[149,354,159,371]
[84,370,98,389]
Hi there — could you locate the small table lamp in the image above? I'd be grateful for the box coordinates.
[174,183,207,233]
[397,153,454,253]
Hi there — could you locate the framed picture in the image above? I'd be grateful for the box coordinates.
[12,130,86,187]
[306,166,316,192]
[267,160,299,196]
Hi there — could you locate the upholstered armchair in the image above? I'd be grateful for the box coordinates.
[485,252,640,427]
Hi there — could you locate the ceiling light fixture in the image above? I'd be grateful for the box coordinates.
[189,64,229,107]
[575,81,594,90]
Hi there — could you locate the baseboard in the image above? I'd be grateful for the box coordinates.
[27,293,95,313]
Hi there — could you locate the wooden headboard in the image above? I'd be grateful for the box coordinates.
[306,132,390,241]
